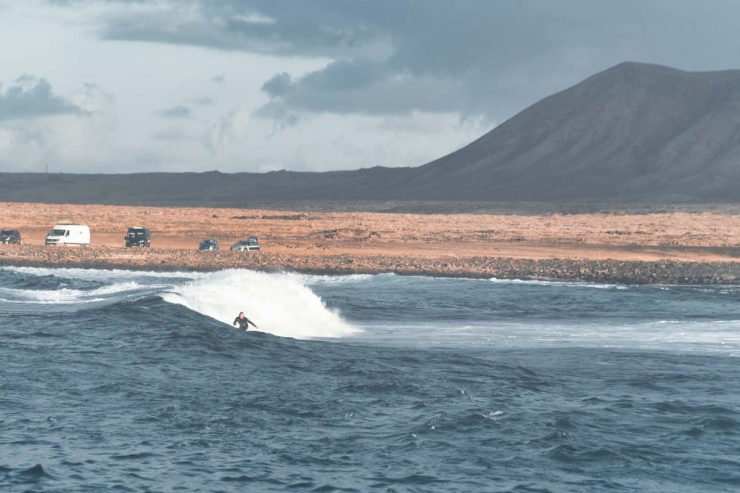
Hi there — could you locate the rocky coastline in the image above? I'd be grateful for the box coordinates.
[1,245,738,285]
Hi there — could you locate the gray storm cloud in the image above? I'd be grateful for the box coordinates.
[92,0,740,123]
[0,76,84,121]
[18,0,740,174]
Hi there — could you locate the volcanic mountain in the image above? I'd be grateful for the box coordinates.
[405,61,740,202]
[2,62,740,206]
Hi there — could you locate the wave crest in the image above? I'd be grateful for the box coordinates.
[162,269,358,339]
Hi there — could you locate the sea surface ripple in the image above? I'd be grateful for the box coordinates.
[1,267,739,492]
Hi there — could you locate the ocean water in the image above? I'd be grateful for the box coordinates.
[1,267,739,492]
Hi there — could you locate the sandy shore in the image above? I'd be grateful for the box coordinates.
[1,202,739,283]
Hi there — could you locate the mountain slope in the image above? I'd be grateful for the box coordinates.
[406,62,740,201]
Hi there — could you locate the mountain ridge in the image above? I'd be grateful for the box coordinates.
[406,62,740,201]
[2,62,740,208]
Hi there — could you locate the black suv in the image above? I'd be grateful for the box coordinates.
[198,239,219,251]
[125,227,151,247]
[0,229,21,244]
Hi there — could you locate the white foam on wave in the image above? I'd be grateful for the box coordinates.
[296,273,375,285]
[0,281,159,305]
[161,269,359,340]
[489,278,629,289]
[351,319,740,356]
[2,266,201,281]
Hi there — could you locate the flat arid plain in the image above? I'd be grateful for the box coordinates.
[1,202,739,283]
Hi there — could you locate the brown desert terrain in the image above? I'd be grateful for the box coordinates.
[1,202,739,283]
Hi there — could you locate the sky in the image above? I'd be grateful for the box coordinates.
[1,0,740,174]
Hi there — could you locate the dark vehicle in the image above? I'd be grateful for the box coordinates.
[125,227,151,247]
[230,236,260,252]
[0,229,21,244]
[198,239,219,251]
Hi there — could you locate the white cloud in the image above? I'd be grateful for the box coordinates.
[0,80,116,171]
[203,108,250,156]
[1,0,739,174]
[70,83,112,115]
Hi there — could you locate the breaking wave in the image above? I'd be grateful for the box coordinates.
[162,269,359,339]
[0,267,358,339]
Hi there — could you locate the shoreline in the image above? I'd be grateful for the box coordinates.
[1,245,739,284]
[2,202,739,285]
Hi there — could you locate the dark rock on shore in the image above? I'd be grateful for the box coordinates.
[0,245,737,285]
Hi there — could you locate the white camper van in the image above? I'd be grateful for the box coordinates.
[45,224,91,246]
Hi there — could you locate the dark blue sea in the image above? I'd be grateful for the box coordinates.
[2,267,740,492]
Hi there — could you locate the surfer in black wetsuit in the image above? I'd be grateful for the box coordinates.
[233,312,258,330]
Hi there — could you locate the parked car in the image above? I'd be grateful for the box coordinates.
[198,239,219,251]
[125,227,151,247]
[45,224,90,246]
[230,236,260,251]
[0,229,21,244]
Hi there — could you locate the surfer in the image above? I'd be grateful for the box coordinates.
[233,311,258,331]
